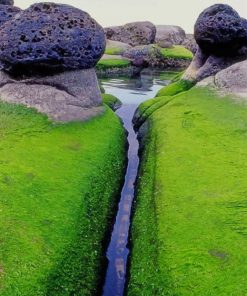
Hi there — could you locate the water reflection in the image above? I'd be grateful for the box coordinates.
[100,70,177,296]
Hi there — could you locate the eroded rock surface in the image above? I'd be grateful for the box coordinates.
[0,4,20,26]
[105,21,156,46]
[0,69,104,121]
[0,2,106,75]
[0,0,14,5]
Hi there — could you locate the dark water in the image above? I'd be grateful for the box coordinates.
[100,70,177,296]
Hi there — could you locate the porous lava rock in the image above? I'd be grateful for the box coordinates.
[0,4,20,27]
[0,0,14,5]
[194,4,247,56]
[105,21,156,47]
[0,2,106,75]
[0,3,106,122]
[183,4,247,83]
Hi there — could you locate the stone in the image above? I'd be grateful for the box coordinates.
[214,60,247,97]
[182,46,247,82]
[155,25,186,45]
[156,40,173,49]
[123,45,163,67]
[0,2,106,75]
[0,69,104,121]
[0,0,14,5]
[194,4,247,56]
[182,34,197,54]
[106,39,131,55]
[0,4,21,27]
[105,21,156,47]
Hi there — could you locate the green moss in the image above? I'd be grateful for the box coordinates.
[159,45,193,60]
[156,79,195,97]
[128,87,247,296]
[96,58,131,70]
[105,47,124,55]
[0,102,126,295]
[102,93,122,110]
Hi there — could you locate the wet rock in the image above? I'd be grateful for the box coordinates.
[123,45,163,67]
[0,69,104,121]
[155,25,186,45]
[0,0,14,5]
[214,60,247,97]
[0,4,21,27]
[105,21,156,46]
[0,2,106,75]
[194,4,247,56]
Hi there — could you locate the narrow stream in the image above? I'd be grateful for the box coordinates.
[100,70,176,296]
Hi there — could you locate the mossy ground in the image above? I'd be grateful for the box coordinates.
[159,45,193,60]
[96,58,131,70]
[128,87,247,295]
[105,47,124,55]
[0,102,126,295]
[102,93,122,110]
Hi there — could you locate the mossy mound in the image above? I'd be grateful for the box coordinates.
[102,93,122,111]
[0,102,126,295]
[159,45,193,60]
[96,58,131,70]
[128,87,247,295]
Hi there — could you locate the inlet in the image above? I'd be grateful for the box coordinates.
[100,70,175,296]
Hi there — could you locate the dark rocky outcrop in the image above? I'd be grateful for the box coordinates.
[155,25,186,47]
[105,21,156,47]
[0,3,106,122]
[0,4,20,27]
[183,4,247,83]
[194,4,247,56]
[0,0,14,5]
[0,2,106,75]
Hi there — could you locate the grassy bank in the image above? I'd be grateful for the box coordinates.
[159,45,193,60]
[0,102,126,295]
[128,87,247,295]
[96,58,131,70]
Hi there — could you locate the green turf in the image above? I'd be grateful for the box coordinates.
[128,87,247,296]
[156,79,195,97]
[159,45,193,60]
[96,58,131,70]
[0,102,126,296]
[105,47,124,55]
[102,93,122,111]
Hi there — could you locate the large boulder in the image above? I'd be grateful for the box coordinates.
[0,2,106,75]
[155,25,186,46]
[0,3,106,122]
[105,21,156,47]
[194,4,247,56]
[183,4,247,83]
[123,45,163,67]
[0,0,14,5]
[0,4,21,27]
